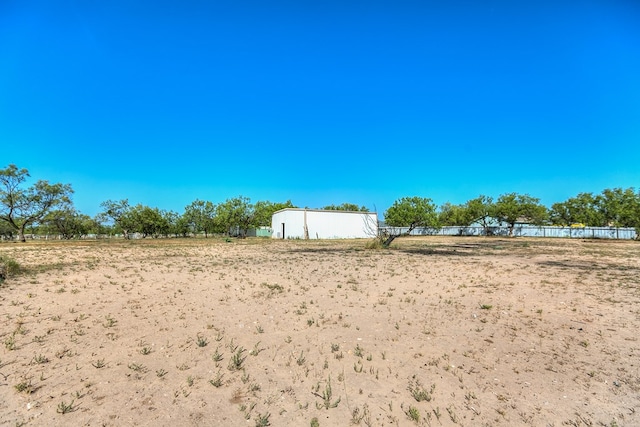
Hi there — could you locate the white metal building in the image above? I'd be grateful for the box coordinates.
[271,208,378,239]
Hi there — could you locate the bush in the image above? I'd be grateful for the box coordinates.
[364,237,385,250]
[0,255,21,283]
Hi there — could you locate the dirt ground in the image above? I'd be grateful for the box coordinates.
[0,236,639,427]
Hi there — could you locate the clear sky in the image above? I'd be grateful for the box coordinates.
[2,1,639,216]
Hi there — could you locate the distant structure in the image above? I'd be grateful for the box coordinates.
[271,208,378,239]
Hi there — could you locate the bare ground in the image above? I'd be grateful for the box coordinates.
[1,236,639,426]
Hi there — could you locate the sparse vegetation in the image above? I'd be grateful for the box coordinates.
[228,347,247,371]
[212,347,224,362]
[296,351,306,366]
[4,334,17,350]
[128,363,147,373]
[408,378,435,402]
[103,315,117,328]
[313,376,341,409]
[14,379,33,394]
[209,370,224,388]
[405,405,420,423]
[33,354,49,364]
[196,334,208,347]
[0,236,638,426]
[255,412,271,427]
[56,400,76,414]
[0,255,21,283]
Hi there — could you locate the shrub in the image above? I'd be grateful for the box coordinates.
[364,237,385,250]
[0,255,21,283]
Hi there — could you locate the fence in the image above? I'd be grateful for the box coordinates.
[2,227,637,241]
[0,234,118,241]
[379,226,638,240]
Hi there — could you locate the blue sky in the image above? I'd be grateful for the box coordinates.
[1,1,639,216]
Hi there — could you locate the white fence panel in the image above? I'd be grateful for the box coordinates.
[379,226,637,240]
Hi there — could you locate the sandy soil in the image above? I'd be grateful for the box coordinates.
[1,237,639,427]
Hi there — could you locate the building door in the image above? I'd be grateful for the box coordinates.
[281,223,285,239]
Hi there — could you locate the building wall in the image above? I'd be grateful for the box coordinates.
[271,209,378,239]
[271,210,306,239]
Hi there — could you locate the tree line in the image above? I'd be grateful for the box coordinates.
[0,165,369,241]
[1,164,639,241]
[96,197,297,240]
[381,191,640,244]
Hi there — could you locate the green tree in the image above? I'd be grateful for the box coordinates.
[322,203,368,212]
[382,196,439,246]
[128,204,167,238]
[439,201,485,235]
[99,199,134,239]
[184,199,217,237]
[549,192,602,226]
[91,215,112,237]
[493,193,548,236]
[439,203,470,226]
[0,220,16,239]
[463,195,495,234]
[166,211,190,238]
[0,164,74,242]
[157,209,176,237]
[216,196,254,237]
[252,200,296,227]
[44,208,97,239]
[596,187,640,228]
